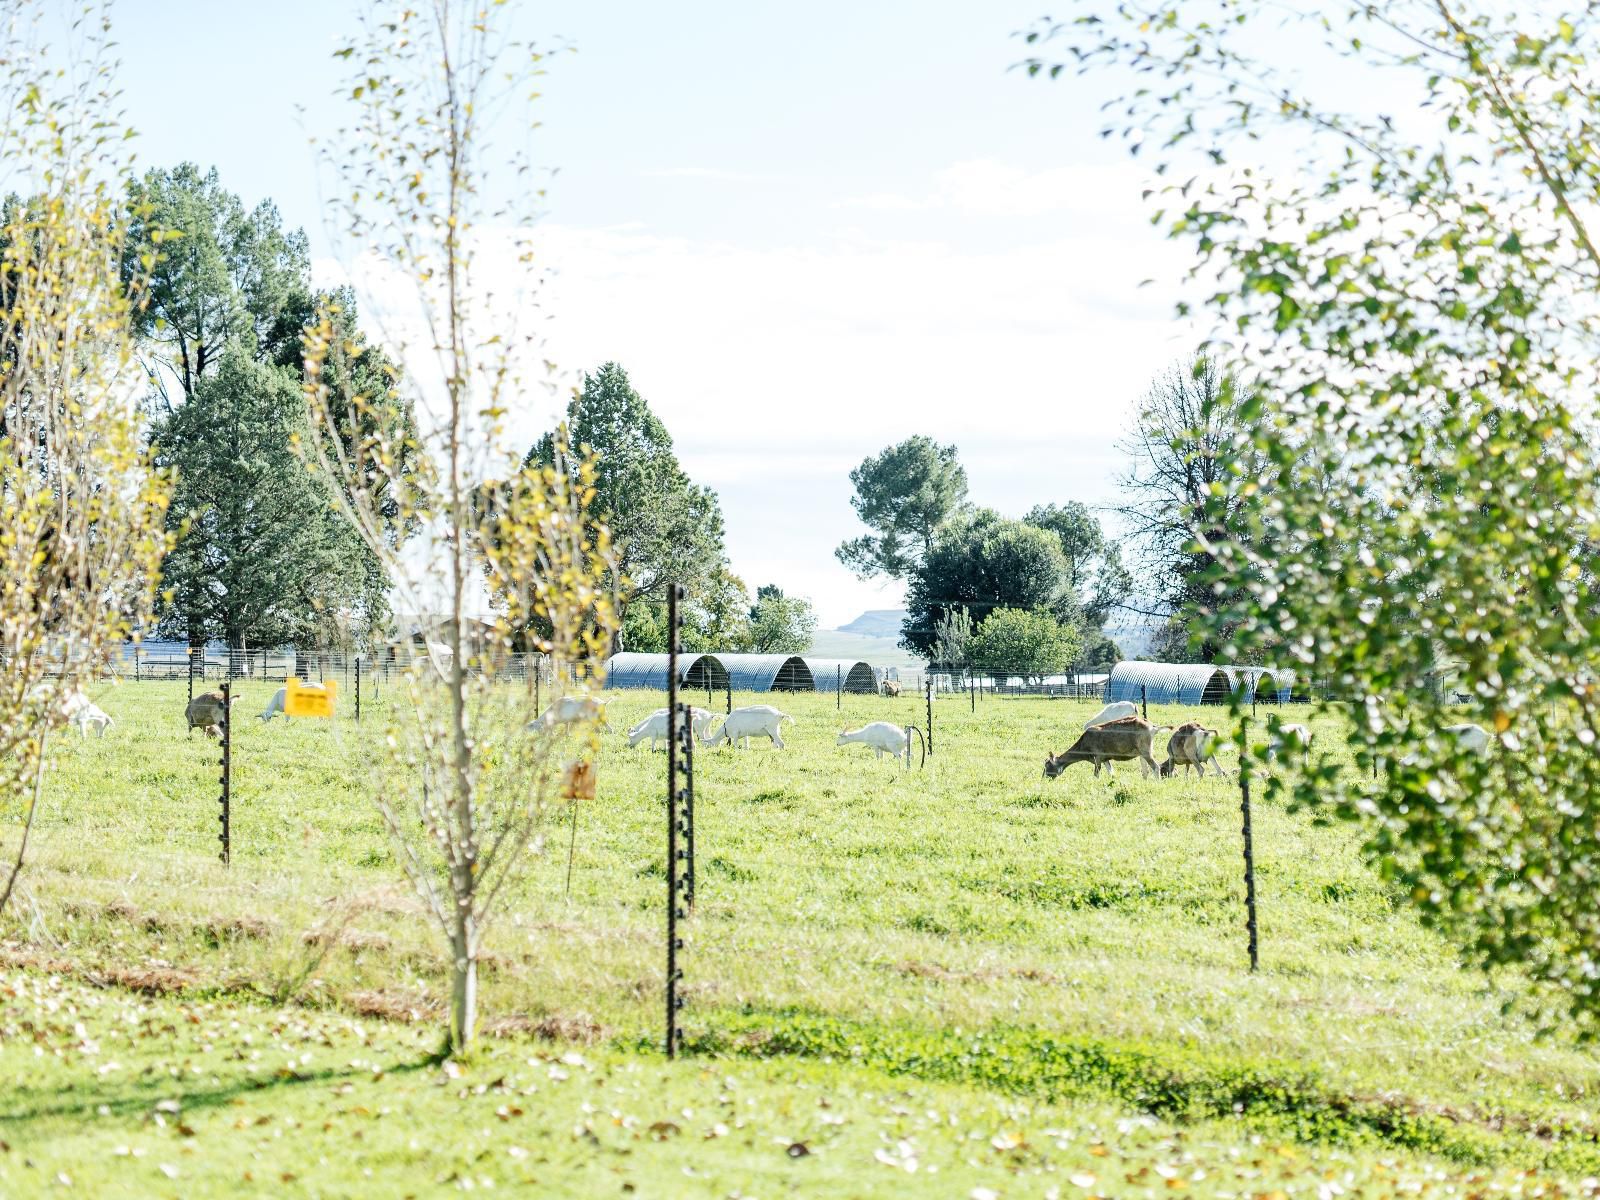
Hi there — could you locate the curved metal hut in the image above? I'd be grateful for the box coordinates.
[604,652,729,691]
[803,658,879,695]
[716,653,815,692]
[1103,661,1236,706]
[1227,666,1294,703]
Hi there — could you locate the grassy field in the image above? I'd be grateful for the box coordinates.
[4,681,1599,1196]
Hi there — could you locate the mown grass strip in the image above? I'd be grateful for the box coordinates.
[666,1009,1600,1173]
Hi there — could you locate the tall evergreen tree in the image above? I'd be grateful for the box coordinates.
[529,362,725,642]
[836,436,968,580]
[152,349,385,648]
[124,163,313,410]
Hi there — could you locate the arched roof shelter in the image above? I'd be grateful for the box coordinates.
[1104,661,1235,706]
[1226,666,1294,703]
[803,658,879,694]
[605,652,729,691]
[717,653,815,692]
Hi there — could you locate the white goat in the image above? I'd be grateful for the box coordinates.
[1267,722,1313,762]
[527,696,608,733]
[627,707,714,750]
[836,721,908,760]
[62,689,113,738]
[259,686,290,722]
[1443,722,1493,757]
[1085,701,1139,729]
[702,705,793,750]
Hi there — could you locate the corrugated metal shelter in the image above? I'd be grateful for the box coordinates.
[1103,661,1236,705]
[717,653,814,692]
[803,658,879,694]
[1228,666,1294,703]
[605,652,729,691]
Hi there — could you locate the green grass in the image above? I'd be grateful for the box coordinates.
[4,681,1599,1195]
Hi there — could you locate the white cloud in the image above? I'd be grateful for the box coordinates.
[319,159,1199,626]
[839,159,1165,220]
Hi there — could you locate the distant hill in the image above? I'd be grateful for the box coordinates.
[808,627,922,673]
[836,609,907,638]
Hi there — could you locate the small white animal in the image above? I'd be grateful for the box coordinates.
[836,721,908,760]
[1267,722,1313,762]
[1443,722,1493,757]
[62,689,113,738]
[627,707,714,750]
[701,705,793,750]
[527,696,608,732]
[1085,701,1139,729]
[258,686,291,722]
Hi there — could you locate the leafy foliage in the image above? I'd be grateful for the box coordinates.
[529,362,724,639]
[1112,358,1268,663]
[836,435,968,580]
[152,349,385,648]
[124,162,313,408]
[744,585,818,654]
[930,605,973,666]
[1041,0,1600,1030]
[0,4,172,912]
[305,0,617,1054]
[967,607,1081,680]
[1023,502,1132,629]
[901,509,1073,657]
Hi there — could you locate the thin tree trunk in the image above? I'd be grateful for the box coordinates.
[0,732,46,921]
[449,912,477,1053]
[442,24,476,1057]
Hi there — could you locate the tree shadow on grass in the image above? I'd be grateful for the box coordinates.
[0,1055,436,1131]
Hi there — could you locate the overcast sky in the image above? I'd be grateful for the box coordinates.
[113,0,1199,626]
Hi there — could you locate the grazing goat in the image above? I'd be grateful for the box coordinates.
[185,690,237,739]
[1084,701,1138,730]
[836,721,908,760]
[259,686,289,722]
[1044,716,1166,779]
[627,707,714,750]
[1267,722,1313,762]
[1443,722,1492,757]
[528,695,608,733]
[63,689,113,738]
[702,705,793,750]
[1158,721,1228,778]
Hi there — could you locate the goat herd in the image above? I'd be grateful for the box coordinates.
[1040,701,1496,782]
[60,686,1496,788]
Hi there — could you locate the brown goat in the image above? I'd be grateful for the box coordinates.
[185,690,237,739]
[1158,721,1228,778]
[1043,716,1166,779]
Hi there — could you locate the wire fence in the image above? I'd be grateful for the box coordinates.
[104,642,1361,705]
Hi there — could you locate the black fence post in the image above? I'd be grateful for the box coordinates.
[836,665,842,711]
[665,583,687,1059]
[187,645,196,706]
[1239,747,1259,972]
[926,678,934,758]
[355,658,362,723]
[725,676,732,716]
[218,680,231,866]
[1141,685,1148,720]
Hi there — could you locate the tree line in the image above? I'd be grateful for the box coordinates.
[829,352,1268,676]
[109,166,812,656]
[831,435,1133,677]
